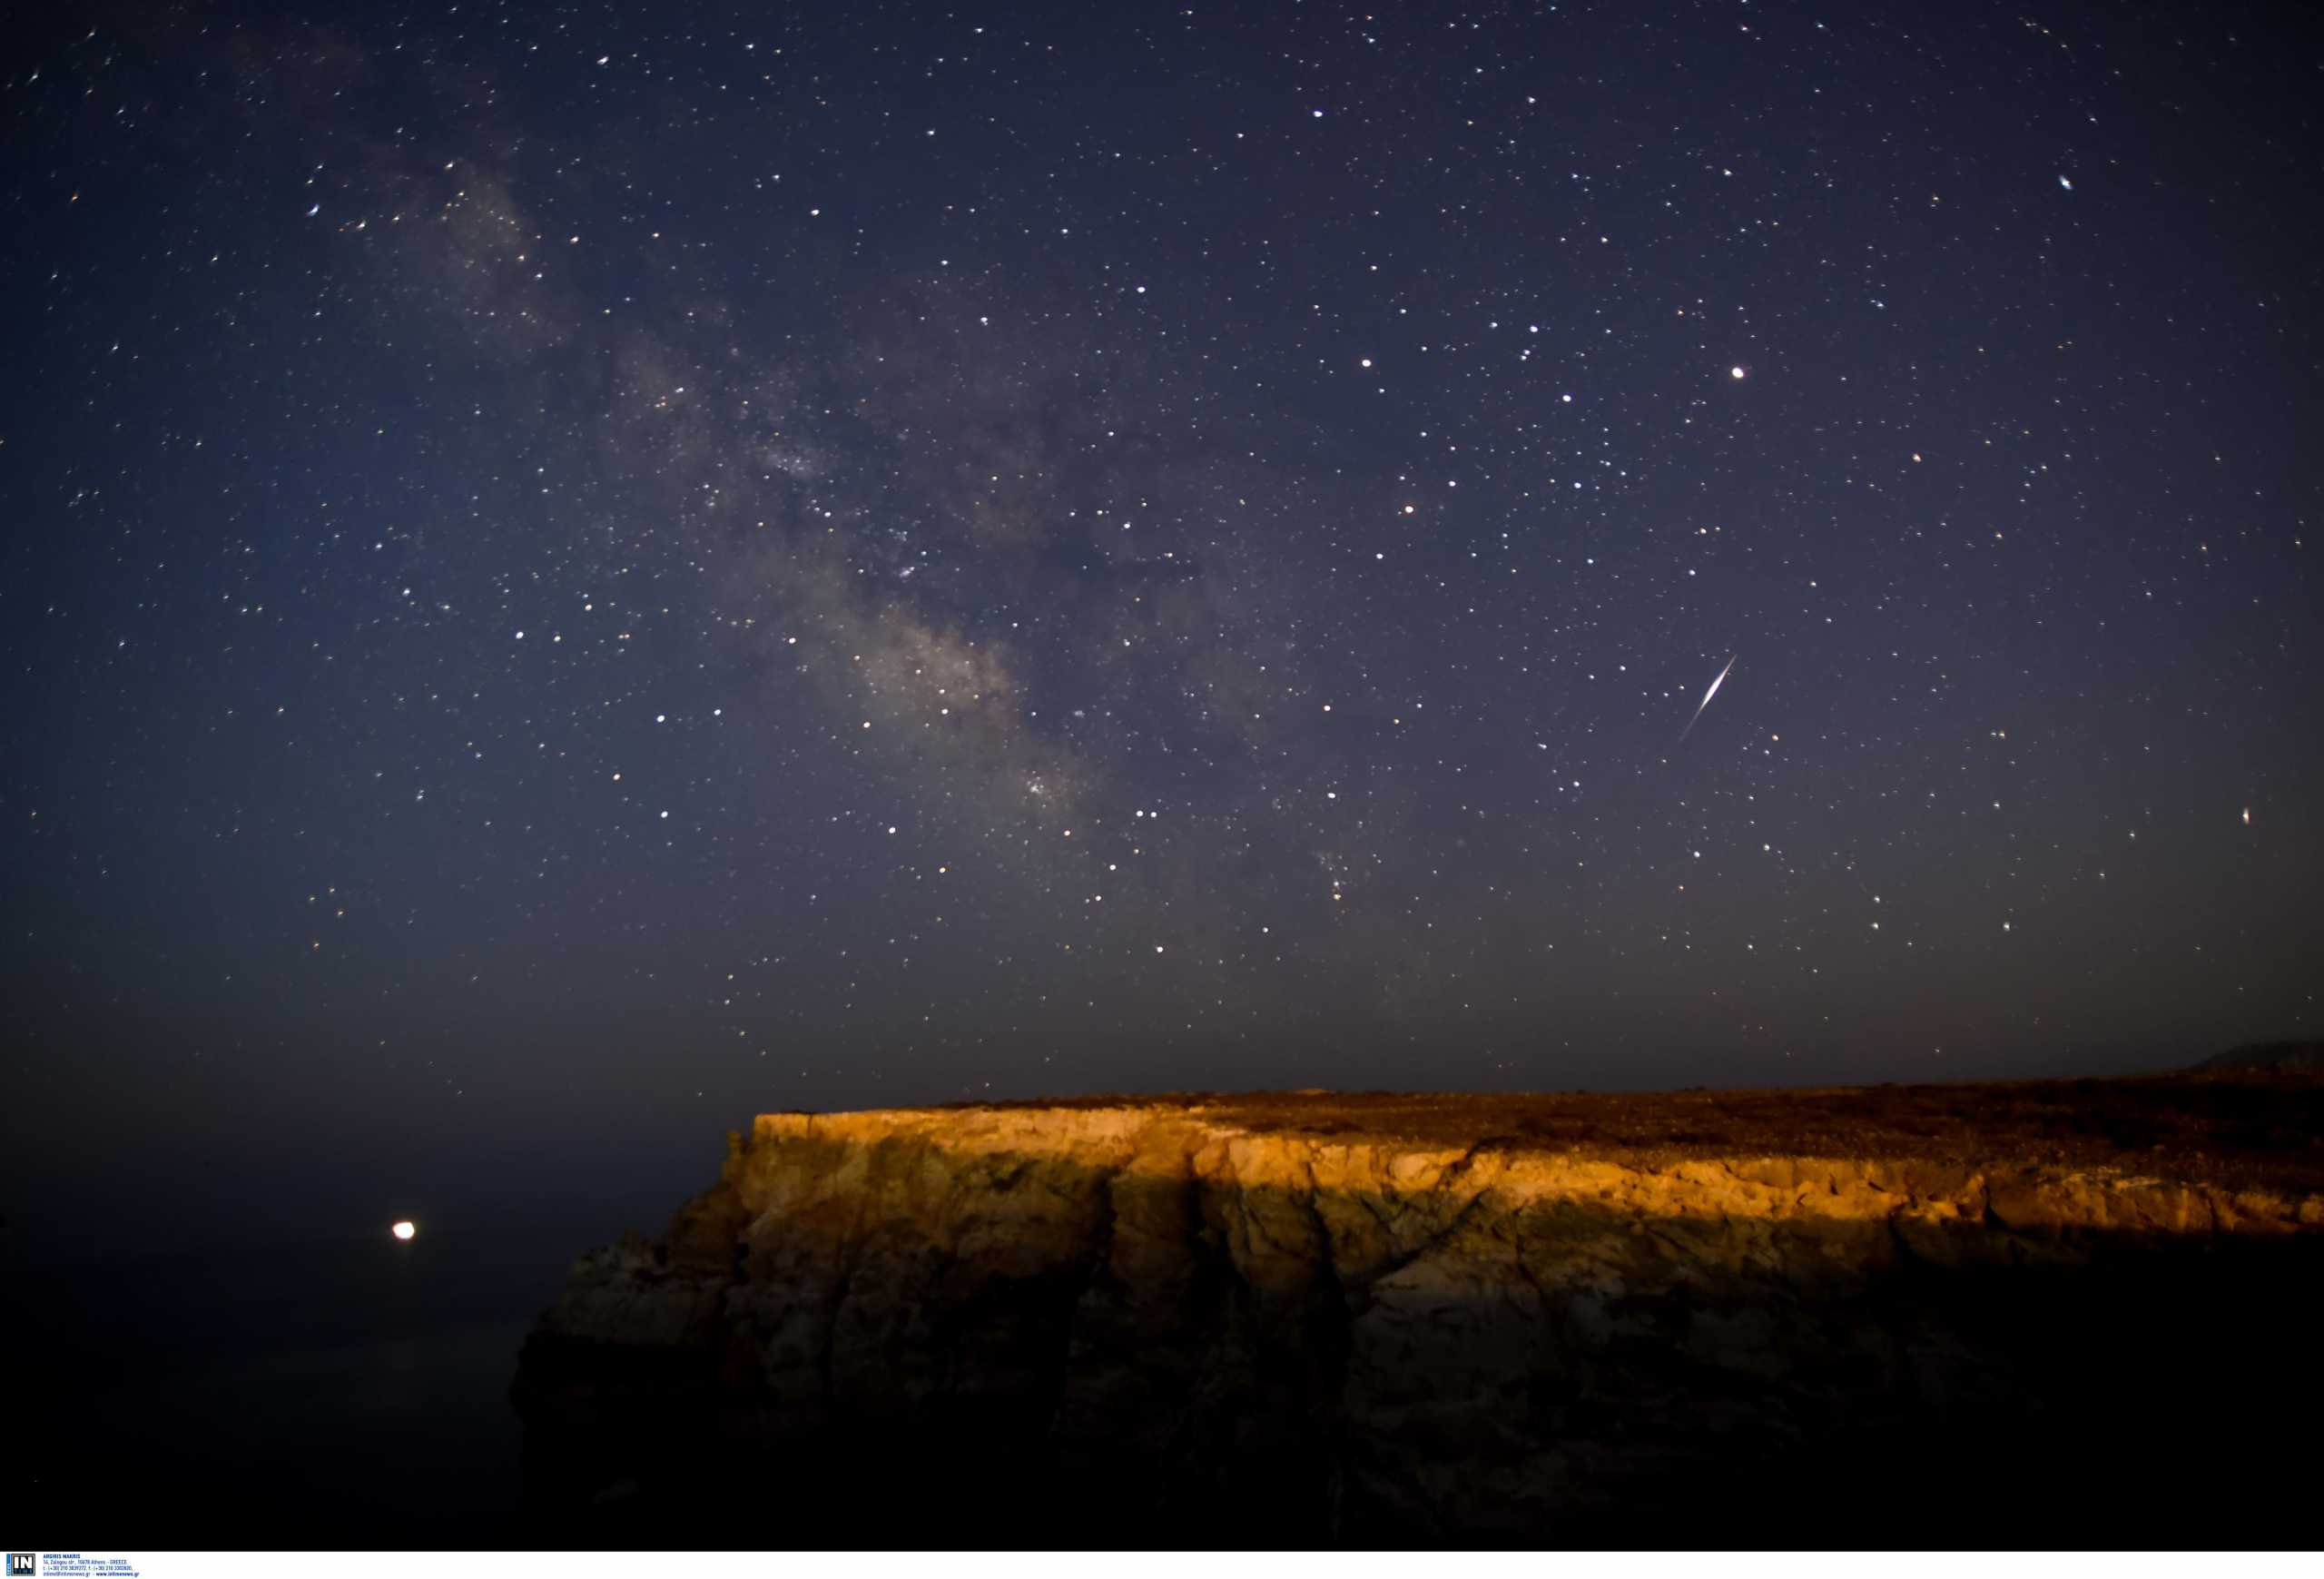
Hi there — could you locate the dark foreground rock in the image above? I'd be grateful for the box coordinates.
[513,1077,2324,1544]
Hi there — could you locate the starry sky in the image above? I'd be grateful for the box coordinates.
[5,1,2319,1248]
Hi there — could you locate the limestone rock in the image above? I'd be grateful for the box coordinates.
[512,1076,2324,1541]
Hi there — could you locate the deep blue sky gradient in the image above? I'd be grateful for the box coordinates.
[5,0,2319,1251]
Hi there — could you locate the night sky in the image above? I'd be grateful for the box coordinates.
[6,2,2319,1250]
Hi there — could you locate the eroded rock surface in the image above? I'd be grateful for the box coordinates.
[513,1078,2324,1542]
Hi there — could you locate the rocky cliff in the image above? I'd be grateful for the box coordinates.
[513,1077,2324,1543]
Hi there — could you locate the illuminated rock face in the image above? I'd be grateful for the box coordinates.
[513,1081,2324,1541]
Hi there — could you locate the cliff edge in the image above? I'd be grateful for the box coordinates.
[513,1077,2324,1543]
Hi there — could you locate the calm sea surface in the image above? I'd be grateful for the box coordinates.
[15,1227,582,1544]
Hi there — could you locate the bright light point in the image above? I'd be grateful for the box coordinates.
[391,1220,416,1241]
[1730,366,1747,380]
[2242,807,2251,825]
[1360,357,1373,368]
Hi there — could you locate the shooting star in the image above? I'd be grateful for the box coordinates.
[1678,653,1737,743]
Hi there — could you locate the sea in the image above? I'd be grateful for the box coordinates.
[12,1222,599,1546]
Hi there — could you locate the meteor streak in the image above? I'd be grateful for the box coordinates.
[1678,654,1737,743]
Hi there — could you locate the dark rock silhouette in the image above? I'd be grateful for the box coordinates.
[2193,1040,2324,1076]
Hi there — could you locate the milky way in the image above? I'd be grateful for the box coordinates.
[5,3,2318,1242]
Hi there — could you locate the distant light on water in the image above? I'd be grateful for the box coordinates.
[391,1220,417,1241]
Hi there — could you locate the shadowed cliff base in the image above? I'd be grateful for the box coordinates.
[514,1074,2324,1546]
